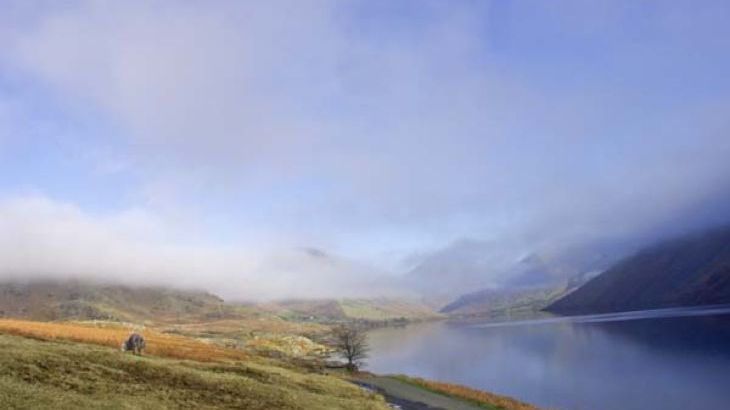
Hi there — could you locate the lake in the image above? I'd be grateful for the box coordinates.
[366,305,730,410]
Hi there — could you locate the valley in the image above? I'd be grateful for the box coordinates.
[0,280,536,410]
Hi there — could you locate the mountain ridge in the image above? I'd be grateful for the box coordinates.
[546,225,730,314]
[0,279,442,324]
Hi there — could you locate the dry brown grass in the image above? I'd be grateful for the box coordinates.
[394,375,543,410]
[0,319,247,362]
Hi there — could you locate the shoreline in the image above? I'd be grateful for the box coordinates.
[349,372,543,410]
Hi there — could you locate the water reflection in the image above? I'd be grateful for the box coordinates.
[367,306,730,410]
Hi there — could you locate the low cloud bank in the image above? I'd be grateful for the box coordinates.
[0,2,729,298]
[0,195,402,301]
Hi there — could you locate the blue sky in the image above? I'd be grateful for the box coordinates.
[1,1,729,299]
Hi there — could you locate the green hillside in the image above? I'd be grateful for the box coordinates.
[0,332,387,410]
[0,280,248,323]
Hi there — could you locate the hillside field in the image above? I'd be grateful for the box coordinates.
[0,320,388,410]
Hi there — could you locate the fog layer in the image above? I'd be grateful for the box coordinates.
[1,1,729,298]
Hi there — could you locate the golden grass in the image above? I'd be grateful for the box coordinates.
[394,375,543,410]
[0,319,247,362]
[0,333,390,410]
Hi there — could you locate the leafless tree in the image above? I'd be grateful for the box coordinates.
[332,325,369,371]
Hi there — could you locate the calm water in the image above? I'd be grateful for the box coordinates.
[367,306,730,410]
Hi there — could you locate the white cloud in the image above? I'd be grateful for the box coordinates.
[6,1,340,160]
[0,195,399,300]
[0,1,729,296]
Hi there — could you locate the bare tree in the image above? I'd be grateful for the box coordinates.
[332,325,369,371]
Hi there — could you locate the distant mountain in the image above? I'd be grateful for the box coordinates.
[403,239,498,297]
[0,279,442,325]
[0,280,230,323]
[440,286,568,317]
[546,225,730,314]
[403,237,629,299]
[439,267,600,318]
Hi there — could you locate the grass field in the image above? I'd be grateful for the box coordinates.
[0,318,541,410]
[0,327,389,409]
[0,319,248,362]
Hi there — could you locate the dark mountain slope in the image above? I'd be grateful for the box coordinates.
[546,226,730,314]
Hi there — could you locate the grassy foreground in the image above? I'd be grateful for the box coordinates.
[0,323,388,409]
[0,319,543,410]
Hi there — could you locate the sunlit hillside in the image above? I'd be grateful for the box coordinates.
[0,319,247,362]
[0,331,388,410]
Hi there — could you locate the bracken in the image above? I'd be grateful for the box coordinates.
[0,319,247,362]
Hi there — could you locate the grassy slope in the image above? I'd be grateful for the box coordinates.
[0,319,543,410]
[0,319,251,362]
[0,332,388,410]
[0,280,235,323]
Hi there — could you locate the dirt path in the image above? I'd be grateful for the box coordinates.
[353,375,486,410]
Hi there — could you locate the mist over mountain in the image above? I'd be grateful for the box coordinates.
[546,225,730,314]
[2,4,730,410]
[403,234,639,300]
[1,1,730,300]
[0,279,226,322]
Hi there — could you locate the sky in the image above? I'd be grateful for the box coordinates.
[1,0,729,300]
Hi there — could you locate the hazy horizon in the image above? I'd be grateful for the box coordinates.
[1,1,730,300]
